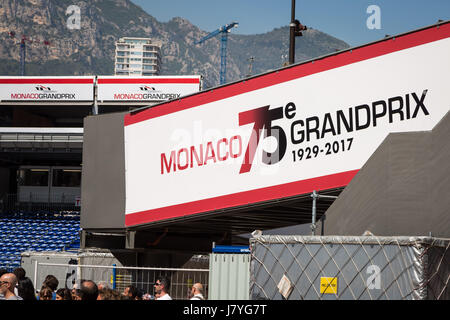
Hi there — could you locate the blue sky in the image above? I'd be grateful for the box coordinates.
[131,0,450,46]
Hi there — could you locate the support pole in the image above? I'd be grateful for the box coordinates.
[92,76,98,115]
[289,0,296,65]
[311,190,317,235]
[20,41,26,76]
[112,263,117,289]
[311,190,339,235]
[92,100,98,116]
[34,260,38,289]
[321,214,326,236]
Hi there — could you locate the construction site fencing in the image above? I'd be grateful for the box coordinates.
[33,262,209,300]
[250,235,450,300]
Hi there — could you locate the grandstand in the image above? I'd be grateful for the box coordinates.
[0,76,201,272]
[0,211,81,271]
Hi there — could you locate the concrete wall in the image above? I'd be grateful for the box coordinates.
[81,111,127,230]
[320,112,450,237]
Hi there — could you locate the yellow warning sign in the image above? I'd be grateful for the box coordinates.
[320,277,338,294]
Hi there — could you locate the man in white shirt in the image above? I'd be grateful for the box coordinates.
[154,276,172,300]
[190,282,205,300]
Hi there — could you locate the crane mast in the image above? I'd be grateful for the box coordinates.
[195,22,238,85]
[8,31,51,76]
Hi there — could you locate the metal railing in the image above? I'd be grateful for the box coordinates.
[33,262,209,300]
[1,193,80,213]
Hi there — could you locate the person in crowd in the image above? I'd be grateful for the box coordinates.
[72,289,82,300]
[80,279,98,300]
[190,282,205,300]
[0,273,23,300]
[71,283,79,299]
[13,267,27,296]
[112,289,123,300]
[56,288,72,300]
[97,287,122,300]
[97,281,110,290]
[0,268,7,277]
[142,292,155,300]
[39,286,54,301]
[122,285,142,300]
[154,276,172,300]
[42,274,59,300]
[13,267,26,281]
[0,268,8,300]
[0,269,6,300]
[135,288,144,300]
[17,277,37,301]
[43,274,59,291]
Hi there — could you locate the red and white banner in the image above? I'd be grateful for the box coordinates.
[124,23,450,227]
[97,76,201,103]
[0,77,94,103]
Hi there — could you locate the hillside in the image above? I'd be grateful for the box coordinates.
[0,0,350,87]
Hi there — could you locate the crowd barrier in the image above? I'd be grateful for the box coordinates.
[33,261,209,300]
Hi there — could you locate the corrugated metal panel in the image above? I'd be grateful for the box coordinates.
[208,253,250,300]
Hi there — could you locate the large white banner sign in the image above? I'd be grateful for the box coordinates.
[0,77,94,103]
[124,23,450,227]
[97,76,201,103]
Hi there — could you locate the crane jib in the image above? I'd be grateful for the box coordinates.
[195,22,239,85]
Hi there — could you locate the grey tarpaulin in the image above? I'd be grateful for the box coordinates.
[249,236,449,300]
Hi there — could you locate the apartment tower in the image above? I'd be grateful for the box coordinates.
[114,37,162,76]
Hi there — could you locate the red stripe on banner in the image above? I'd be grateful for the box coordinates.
[124,23,450,127]
[124,169,359,227]
[97,78,200,84]
[0,78,94,84]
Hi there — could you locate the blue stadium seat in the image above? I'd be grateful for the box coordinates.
[0,212,81,270]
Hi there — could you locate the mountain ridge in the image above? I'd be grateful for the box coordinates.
[0,0,350,87]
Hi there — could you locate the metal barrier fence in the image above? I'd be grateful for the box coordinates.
[250,235,450,300]
[33,262,209,300]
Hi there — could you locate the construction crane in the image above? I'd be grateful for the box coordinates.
[195,22,238,85]
[246,56,255,78]
[8,31,51,76]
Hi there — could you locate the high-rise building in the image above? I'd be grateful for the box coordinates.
[114,37,162,76]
